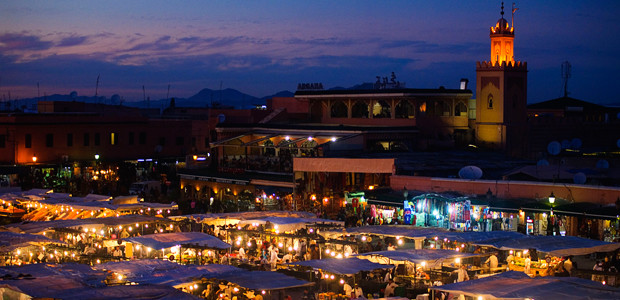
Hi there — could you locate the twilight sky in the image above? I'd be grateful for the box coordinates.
[1,1,619,104]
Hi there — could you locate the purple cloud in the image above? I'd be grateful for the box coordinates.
[0,32,53,51]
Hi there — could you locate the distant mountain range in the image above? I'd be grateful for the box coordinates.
[5,85,618,111]
[0,88,295,111]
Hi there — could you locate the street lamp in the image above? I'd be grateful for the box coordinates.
[548,192,555,204]
[32,154,37,162]
[94,154,100,160]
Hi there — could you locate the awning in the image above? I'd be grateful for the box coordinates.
[430,271,620,299]
[124,232,231,250]
[287,257,392,275]
[356,249,477,268]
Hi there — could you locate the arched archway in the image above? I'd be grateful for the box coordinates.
[395,100,415,118]
[372,100,391,118]
[352,101,369,118]
[330,101,347,118]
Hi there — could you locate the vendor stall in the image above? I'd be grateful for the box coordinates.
[429,271,620,299]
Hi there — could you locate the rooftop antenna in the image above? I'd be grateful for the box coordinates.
[561,61,571,98]
[95,74,100,98]
[37,82,40,99]
[166,83,170,100]
[511,2,518,28]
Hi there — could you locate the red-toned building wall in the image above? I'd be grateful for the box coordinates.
[0,113,197,164]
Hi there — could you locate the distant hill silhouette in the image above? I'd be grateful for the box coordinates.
[2,89,295,111]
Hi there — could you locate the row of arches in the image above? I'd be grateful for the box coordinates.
[328,99,467,119]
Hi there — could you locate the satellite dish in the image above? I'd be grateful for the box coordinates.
[547,141,561,155]
[596,159,610,169]
[570,138,582,149]
[218,114,226,123]
[537,159,550,166]
[617,138,620,148]
[561,140,571,149]
[458,166,483,179]
[154,145,163,153]
[573,172,586,184]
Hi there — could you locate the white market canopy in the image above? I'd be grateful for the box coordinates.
[213,270,315,291]
[336,225,446,241]
[4,215,167,234]
[98,259,313,291]
[0,231,65,252]
[430,271,620,300]
[124,232,231,250]
[97,259,238,287]
[171,210,318,226]
[482,235,620,257]
[357,249,477,268]
[237,216,343,232]
[287,257,392,275]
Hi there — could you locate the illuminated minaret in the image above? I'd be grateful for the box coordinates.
[475,2,528,155]
[490,3,514,65]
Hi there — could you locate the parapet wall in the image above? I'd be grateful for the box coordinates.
[391,175,620,206]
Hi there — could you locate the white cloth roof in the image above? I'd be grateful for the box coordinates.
[0,231,65,252]
[5,215,166,234]
[483,235,620,256]
[124,232,231,250]
[339,225,446,240]
[98,259,313,291]
[213,270,315,290]
[172,210,317,224]
[430,271,620,299]
[54,284,200,300]
[97,259,238,286]
[287,257,392,275]
[357,249,476,268]
[237,216,343,232]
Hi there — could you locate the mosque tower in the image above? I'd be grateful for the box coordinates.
[475,2,528,156]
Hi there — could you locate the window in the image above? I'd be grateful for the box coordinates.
[46,134,54,147]
[330,101,347,118]
[487,94,494,109]
[25,134,32,148]
[84,133,90,146]
[372,100,391,118]
[139,132,146,145]
[455,102,467,117]
[110,132,118,145]
[191,137,196,147]
[204,137,209,148]
[352,101,369,118]
[67,133,73,147]
[94,133,100,146]
[0,135,5,148]
[395,100,415,119]
[176,136,184,146]
[129,132,135,145]
[159,137,166,146]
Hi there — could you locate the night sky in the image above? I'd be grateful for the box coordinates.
[1,1,619,105]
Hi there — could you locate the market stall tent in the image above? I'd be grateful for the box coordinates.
[430,271,620,299]
[0,231,65,252]
[357,249,477,268]
[287,257,392,275]
[237,216,343,232]
[482,235,620,257]
[124,232,231,250]
[97,259,238,286]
